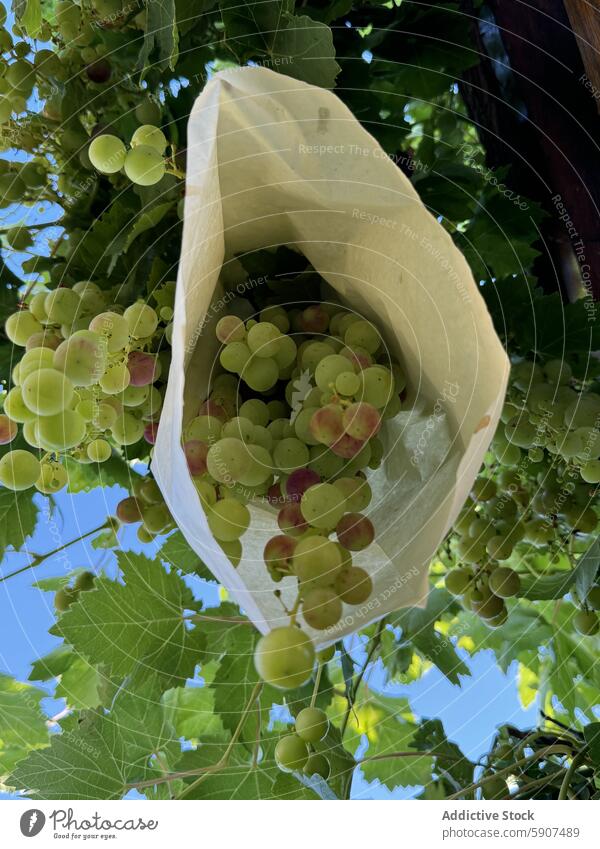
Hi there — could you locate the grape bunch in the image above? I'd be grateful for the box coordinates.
[275,706,331,778]
[179,300,408,653]
[443,357,599,631]
[54,570,95,613]
[1,281,174,496]
[116,476,175,543]
[88,124,169,187]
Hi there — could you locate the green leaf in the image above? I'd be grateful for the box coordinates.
[583,722,600,767]
[181,760,310,799]
[13,0,42,37]
[574,537,600,602]
[62,453,138,493]
[519,571,575,601]
[123,201,174,252]
[411,718,474,792]
[52,552,204,691]
[517,662,539,709]
[0,488,39,560]
[211,627,259,737]
[0,674,48,750]
[159,530,216,581]
[55,657,101,711]
[163,673,228,742]
[138,0,179,74]
[29,645,75,682]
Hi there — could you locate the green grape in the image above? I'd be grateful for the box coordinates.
[3,387,36,423]
[580,459,600,484]
[308,445,344,479]
[317,645,335,663]
[315,354,353,391]
[220,341,251,373]
[74,571,95,592]
[5,310,42,346]
[523,519,554,546]
[335,566,372,604]
[344,319,381,354]
[207,498,250,541]
[564,394,600,429]
[335,370,361,396]
[239,398,269,426]
[54,587,79,613]
[93,402,118,429]
[111,412,144,445]
[100,362,130,394]
[293,535,342,586]
[267,399,288,420]
[586,586,600,611]
[273,335,298,370]
[300,483,345,531]
[242,357,279,391]
[21,368,74,415]
[89,311,130,352]
[236,444,273,486]
[359,366,394,409]
[124,302,158,339]
[302,586,342,629]
[254,626,315,689]
[445,568,472,595]
[504,416,537,449]
[123,145,165,186]
[333,476,372,512]
[88,134,126,174]
[0,449,40,490]
[87,439,111,462]
[273,437,310,472]
[20,349,55,383]
[511,360,543,391]
[573,609,599,636]
[304,753,330,779]
[251,425,273,451]
[206,438,252,483]
[294,707,329,743]
[29,291,49,323]
[121,384,148,407]
[221,416,253,442]
[53,330,107,386]
[130,124,167,154]
[35,461,68,494]
[135,97,162,125]
[247,322,281,357]
[293,407,320,446]
[218,538,242,566]
[38,409,86,450]
[454,536,486,563]
[300,341,336,372]
[194,478,217,507]
[275,734,309,772]
[44,288,81,325]
[485,536,514,561]
[544,359,572,385]
[488,567,521,598]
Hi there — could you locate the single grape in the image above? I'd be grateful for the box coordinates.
[54,587,79,613]
[38,409,86,450]
[293,406,321,446]
[309,405,345,446]
[488,567,521,598]
[580,459,600,484]
[285,468,321,502]
[74,571,95,592]
[207,498,250,541]
[304,753,330,779]
[0,449,40,490]
[5,310,42,346]
[199,399,228,422]
[111,411,144,445]
[359,366,394,408]
[573,609,599,636]
[44,288,81,325]
[301,483,345,531]
[184,440,209,476]
[344,319,381,354]
[35,462,68,494]
[220,341,251,373]
[342,401,381,440]
[121,384,149,407]
[242,356,279,391]
[116,497,143,524]
[89,311,130,352]
[586,586,600,611]
[194,478,217,507]
[300,341,336,372]
[273,335,297,370]
[141,503,172,534]
[130,124,167,153]
[303,587,342,629]
[295,707,329,743]
[293,535,342,586]
[335,567,372,604]
[25,331,62,352]
[19,347,55,381]
[485,536,514,561]
[336,512,375,551]
[335,370,360,396]
[124,302,158,338]
[273,437,310,472]
[88,134,126,173]
[247,322,281,358]
[127,351,158,386]
[53,330,107,386]
[124,144,165,186]
[333,476,372,512]
[300,304,329,333]
[216,315,246,344]
[264,534,296,578]
[221,416,253,442]
[21,368,74,416]
[87,438,111,462]
[314,354,353,391]
[0,414,18,445]
[330,432,366,459]
[100,362,131,395]
[238,398,269,427]
[254,626,315,689]
[543,358,572,385]
[445,568,472,595]
[275,734,309,772]
[206,438,252,483]
[277,501,310,537]
[236,444,273,487]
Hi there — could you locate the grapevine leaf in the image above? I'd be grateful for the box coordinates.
[123,201,175,253]
[62,453,139,492]
[411,718,474,791]
[51,552,204,691]
[163,677,228,742]
[573,537,600,602]
[138,0,179,73]
[180,761,294,799]
[0,488,39,560]
[0,674,48,750]
[211,627,259,737]
[158,530,216,581]
[29,645,75,682]
[583,722,600,768]
[55,657,101,710]
[13,0,42,38]
[519,571,575,601]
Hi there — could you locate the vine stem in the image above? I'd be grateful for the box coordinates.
[174,681,263,800]
[0,520,111,584]
[341,618,386,738]
[446,746,571,800]
[558,747,588,800]
[310,661,323,708]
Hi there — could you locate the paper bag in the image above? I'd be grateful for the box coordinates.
[153,66,510,645]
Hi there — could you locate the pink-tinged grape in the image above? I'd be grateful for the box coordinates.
[0,414,18,444]
[293,407,321,446]
[330,432,366,459]
[38,409,86,450]
[300,341,336,372]
[5,310,42,346]
[199,399,228,422]
[88,133,126,173]
[333,476,372,512]
[207,498,250,541]
[53,330,108,386]
[342,401,381,440]
[301,305,329,333]
[111,412,144,445]
[127,351,158,386]
[123,145,165,186]
[344,319,381,354]
[335,567,372,604]
[242,356,279,391]
[359,366,394,408]
[275,734,309,772]
[121,384,148,407]
[220,341,251,373]
[100,362,131,395]
[295,707,329,743]
[89,311,130,353]
[301,483,345,531]
[335,371,360,396]
[3,387,36,423]
[309,405,344,446]
[26,331,62,351]
[264,534,297,575]
[254,626,315,689]
[0,449,40,490]
[116,497,143,523]
[35,461,68,494]
[44,288,81,325]
[267,481,284,505]
[206,437,252,483]
[302,587,342,630]
[336,512,375,551]
[304,753,330,779]
[21,368,74,416]
[144,422,158,444]
[315,354,352,391]
[340,345,372,371]
[131,124,167,154]
[216,315,246,343]
[278,501,310,537]
[247,322,281,357]
[124,302,158,338]
[239,398,269,427]
[285,468,320,502]
[87,438,111,462]
[292,535,342,585]
[222,416,254,442]
[273,437,310,472]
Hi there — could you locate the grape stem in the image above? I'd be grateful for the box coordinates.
[557,747,588,800]
[310,661,324,708]
[0,519,112,584]
[340,618,386,738]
